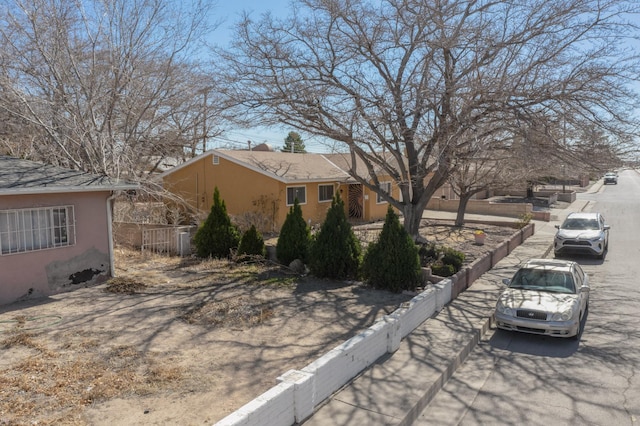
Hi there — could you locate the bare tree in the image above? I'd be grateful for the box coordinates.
[215,0,640,238]
[448,128,520,226]
[0,0,219,180]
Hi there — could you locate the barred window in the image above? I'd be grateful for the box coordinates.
[318,184,334,202]
[0,206,76,255]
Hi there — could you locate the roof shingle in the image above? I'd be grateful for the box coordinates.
[0,156,138,195]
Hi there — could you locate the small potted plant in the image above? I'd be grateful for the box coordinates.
[473,229,486,245]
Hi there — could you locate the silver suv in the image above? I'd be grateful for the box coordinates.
[554,212,609,259]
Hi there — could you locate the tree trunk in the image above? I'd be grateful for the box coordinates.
[402,204,423,241]
[455,194,473,227]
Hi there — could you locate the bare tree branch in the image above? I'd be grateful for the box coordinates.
[216,0,640,237]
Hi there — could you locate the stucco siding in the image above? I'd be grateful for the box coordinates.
[162,152,405,232]
[163,155,344,232]
[0,192,111,305]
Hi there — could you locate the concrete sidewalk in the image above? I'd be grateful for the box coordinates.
[302,193,595,425]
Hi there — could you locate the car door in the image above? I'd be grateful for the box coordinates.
[599,214,609,247]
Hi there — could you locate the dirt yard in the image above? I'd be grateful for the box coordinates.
[0,220,517,425]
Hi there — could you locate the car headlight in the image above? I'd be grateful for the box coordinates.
[496,301,513,316]
[551,307,575,321]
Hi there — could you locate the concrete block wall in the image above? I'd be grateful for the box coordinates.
[302,320,391,405]
[214,382,296,426]
[466,254,492,287]
[426,197,534,218]
[214,223,534,426]
[398,285,440,338]
[214,281,451,426]
[493,241,509,267]
[450,268,467,299]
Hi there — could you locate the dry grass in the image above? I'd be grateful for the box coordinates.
[181,297,276,327]
[0,327,182,425]
[104,276,148,294]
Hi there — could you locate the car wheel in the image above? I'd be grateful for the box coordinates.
[572,316,582,340]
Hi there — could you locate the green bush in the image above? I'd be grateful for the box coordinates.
[440,247,465,271]
[418,243,438,264]
[431,262,456,277]
[238,224,266,258]
[362,206,421,292]
[308,192,362,279]
[276,198,311,265]
[418,243,465,277]
[194,187,240,259]
[516,212,533,229]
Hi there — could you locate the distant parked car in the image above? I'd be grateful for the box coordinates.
[554,212,609,259]
[604,172,618,184]
[494,258,589,339]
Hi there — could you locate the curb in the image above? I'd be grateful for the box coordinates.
[397,312,494,426]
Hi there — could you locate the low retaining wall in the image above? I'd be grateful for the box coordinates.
[215,223,535,426]
[426,198,533,219]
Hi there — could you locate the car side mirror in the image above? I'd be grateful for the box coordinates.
[555,225,560,229]
[580,286,590,293]
[604,225,610,230]
[502,278,511,286]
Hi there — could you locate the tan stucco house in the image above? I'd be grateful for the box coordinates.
[0,156,138,306]
[161,149,400,232]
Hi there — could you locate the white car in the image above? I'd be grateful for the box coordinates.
[604,172,618,184]
[554,212,609,259]
[494,259,590,339]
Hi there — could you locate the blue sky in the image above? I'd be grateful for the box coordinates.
[206,1,333,152]
[212,0,291,35]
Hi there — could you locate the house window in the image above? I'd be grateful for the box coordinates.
[318,184,334,202]
[286,186,306,205]
[377,182,392,203]
[0,206,76,255]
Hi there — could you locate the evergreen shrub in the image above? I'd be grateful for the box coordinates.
[362,206,421,292]
[193,187,240,259]
[238,224,266,258]
[440,247,465,271]
[308,192,362,279]
[431,262,456,277]
[276,198,311,265]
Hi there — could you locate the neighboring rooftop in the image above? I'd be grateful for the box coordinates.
[0,156,138,195]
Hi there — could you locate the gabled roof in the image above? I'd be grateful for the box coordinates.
[218,150,355,183]
[0,156,139,195]
[160,149,401,184]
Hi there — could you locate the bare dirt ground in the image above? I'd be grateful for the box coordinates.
[0,220,517,425]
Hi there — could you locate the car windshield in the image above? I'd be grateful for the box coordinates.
[561,218,600,230]
[508,268,576,293]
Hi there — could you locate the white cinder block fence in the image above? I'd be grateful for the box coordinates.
[215,280,453,426]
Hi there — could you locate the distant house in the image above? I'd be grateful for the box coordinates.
[160,149,400,232]
[0,156,138,306]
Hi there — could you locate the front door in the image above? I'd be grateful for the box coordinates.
[348,184,363,220]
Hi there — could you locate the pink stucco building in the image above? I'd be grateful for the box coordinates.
[0,156,138,306]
